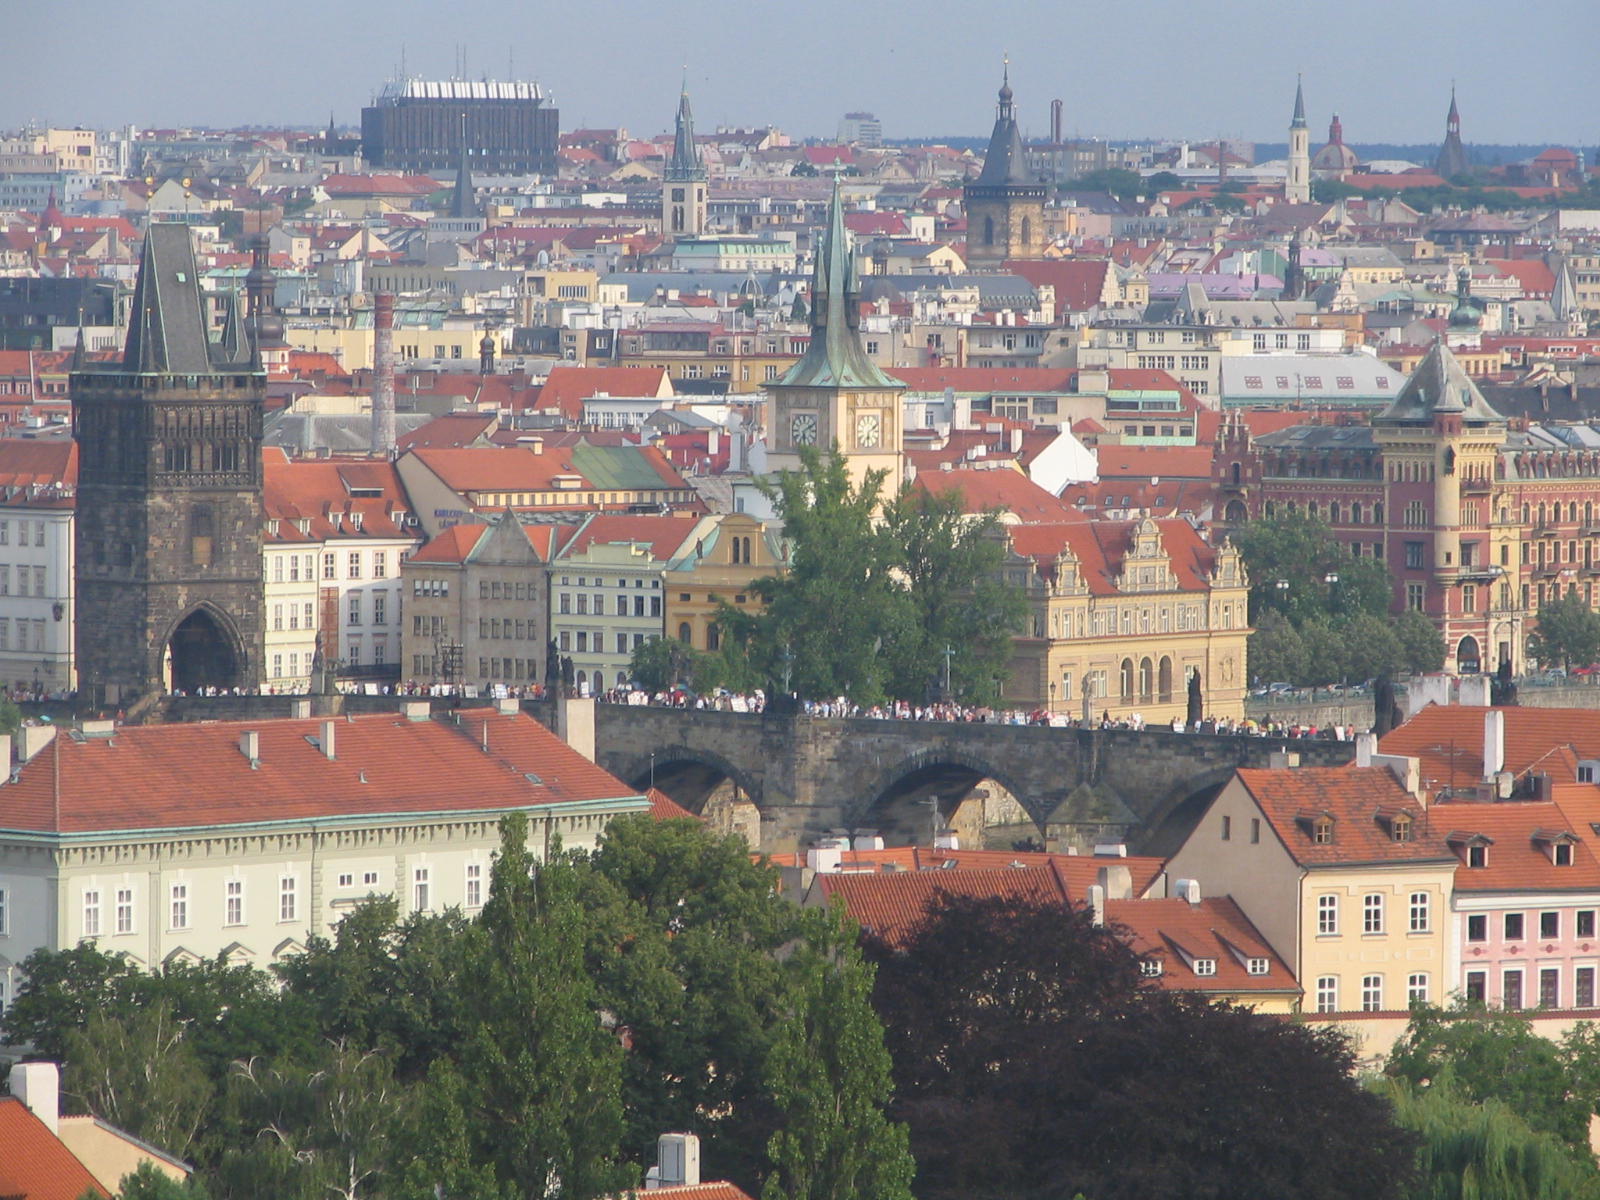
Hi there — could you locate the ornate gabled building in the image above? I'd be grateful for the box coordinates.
[1285,77,1311,204]
[1435,87,1469,180]
[71,224,266,704]
[963,67,1047,268]
[1000,516,1251,722]
[662,84,708,237]
[765,177,906,494]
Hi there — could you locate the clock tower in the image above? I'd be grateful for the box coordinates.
[766,175,905,494]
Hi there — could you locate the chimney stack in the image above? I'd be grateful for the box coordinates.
[1175,877,1202,905]
[371,290,396,457]
[648,1133,701,1189]
[239,730,260,765]
[320,719,336,760]
[1483,709,1505,780]
[9,1062,59,1134]
[1355,731,1376,767]
[1087,883,1106,927]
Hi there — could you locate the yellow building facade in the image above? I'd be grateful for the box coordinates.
[663,513,784,652]
[1002,517,1251,723]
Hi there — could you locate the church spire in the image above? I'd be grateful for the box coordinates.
[1291,74,1307,129]
[449,112,479,220]
[666,74,704,182]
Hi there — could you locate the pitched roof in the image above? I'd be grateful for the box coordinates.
[817,864,1072,947]
[1234,766,1454,867]
[0,439,76,508]
[1006,518,1220,594]
[560,511,704,561]
[535,366,671,420]
[117,224,244,375]
[913,466,1078,521]
[1094,444,1215,480]
[1376,339,1504,425]
[1429,799,1600,893]
[1004,259,1114,311]
[1378,705,1600,788]
[0,709,642,835]
[0,1098,108,1200]
[624,1184,755,1200]
[1107,896,1299,994]
[262,455,412,542]
[887,366,1077,394]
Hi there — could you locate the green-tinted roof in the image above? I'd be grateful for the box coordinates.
[571,442,674,489]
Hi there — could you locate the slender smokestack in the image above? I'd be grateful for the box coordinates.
[372,290,396,457]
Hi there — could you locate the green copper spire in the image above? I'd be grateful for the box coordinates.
[666,76,704,182]
[775,174,903,391]
[1291,75,1307,129]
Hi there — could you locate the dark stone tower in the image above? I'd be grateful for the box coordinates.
[663,80,707,237]
[71,224,266,705]
[1435,87,1468,180]
[963,63,1046,268]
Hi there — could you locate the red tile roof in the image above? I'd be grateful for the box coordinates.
[560,512,704,561]
[0,439,76,508]
[1058,478,1215,520]
[534,367,671,420]
[647,787,699,820]
[0,1098,108,1200]
[1378,706,1600,789]
[262,455,413,542]
[1095,444,1215,480]
[1107,896,1299,995]
[625,1184,755,1200]
[396,412,499,451]
[1003,259,1115,312]
[1234,766,1454,867]
[817,864,1072,946]
[1007,517,1219,594]
[913,466,1078,522]
[0,709,642,835]
[1428,798,1600,893]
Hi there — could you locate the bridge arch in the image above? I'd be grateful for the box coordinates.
[1137,764,1240,858]
[852,748,1043,848]
[621,745,764,846]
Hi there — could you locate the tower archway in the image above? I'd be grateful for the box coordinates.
[165,608,243,693]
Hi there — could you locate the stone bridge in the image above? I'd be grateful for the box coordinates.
[585,706,1355,854]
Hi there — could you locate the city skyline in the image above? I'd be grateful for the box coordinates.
[3,0,1597,148]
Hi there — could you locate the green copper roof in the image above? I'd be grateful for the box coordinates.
[571,441,677,489]
[773,175,904,392]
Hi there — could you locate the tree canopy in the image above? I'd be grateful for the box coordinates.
[1527,592,1600,671]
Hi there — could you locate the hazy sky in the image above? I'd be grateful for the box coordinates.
[4,0,1596,147]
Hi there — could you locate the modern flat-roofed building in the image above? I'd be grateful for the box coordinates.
[361,79,558,176]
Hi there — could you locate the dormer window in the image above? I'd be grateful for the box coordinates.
[1557,843,1574,866]
[1193,958,1217,977]
[1247,957,1270,976]
[1313,817,1334,845]
[352,512,364,529]
[1139,959,1164,978]
[1468,844,1487,868]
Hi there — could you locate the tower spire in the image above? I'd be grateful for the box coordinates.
[449,110,479,219]
[1291,73,1307,128]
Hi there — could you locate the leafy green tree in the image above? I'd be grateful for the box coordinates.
[388,1059,509,1200]
[1145,171,1182,191]
[1377,1077,1600,1200]
[719,445,908,703]
[457,813,632,1199]
[879,487,1026,704]
[627,635,728,693]
[761,909,914,1200]
[63,1000,214,1161]
[2,942,152,1060]
[1395,609,1448,674]
[1069,168,1144,197]
[1249,609,1305,685]
[1528,593,1600,670]
[1235,512,1392,624]
[1386,1004,1592,1152]
[117,1162,210,1200]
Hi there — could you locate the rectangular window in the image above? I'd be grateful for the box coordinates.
[83,890,101,937]
[1579,967,1596,1008]
[1467,913,1487,942]
[348,594,361,625]
[1317,894,1338,936]
[1316,975,1338,1013]
[1540,967,1560,1008]
[348,552,362,579]
[1361,974,1383,1012]
[324,552,336,579]
[1250,818,1260,844]
[1541,911,1560,940]
[226,879,243,926]
[373,552,386,579]
[363,871,379,886]
[116,888,134,934]
[1363,893,1384,935]
[466,863,483,908]
[1466,970,1486,1003]
[373,594,386,626]
[1407,973,1429,1005]
[413,867,431,912]
[1505,912,1525,941]
[1503,970,1523,1010]
[1580,911,1597,939]
[280,877,298,922]
[1221,815,1231,841]
[170,883,189,930]
[1409,892,1430,933]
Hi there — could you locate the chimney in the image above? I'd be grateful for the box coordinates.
[291,698,312,718]
[933,828,960,851]
[1483,709,1505,779]
[371,290,396,457]
[9,1062,59,1135]
[1268,749,1301,770]
[17,723,55,762]
[320,719,336,760]
[806,839,845,874]
[0,734,12,774]
[239,730,260,766]
[1096,863,1133,901]
[1087,882,1106,926]
[1355,731,1376,767]
[1175,877,1202,905]
[556,694,596,761]
[1009,427,1023,454]
[650,1133,701,1189]
[528,436,544,455]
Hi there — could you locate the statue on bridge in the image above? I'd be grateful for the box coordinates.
[1186,670,1203,729]
[1491,658,1519,708]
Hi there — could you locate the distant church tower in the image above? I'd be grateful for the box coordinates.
[663,82,707,237]
[766,176,906,495]
[1435,87,1468,179]
[963,64,1046,268]
[1285,76,1311,203]
[71,224,266,704]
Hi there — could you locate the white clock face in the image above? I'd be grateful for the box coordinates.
[791,413,818,446]
[855,412,882,449]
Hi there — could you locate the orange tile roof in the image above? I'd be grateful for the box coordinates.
[1106,896,1299,995]
[396,413,499,451]
[625,1184,755,1200]
[1057,478,1215,520]
[0,709,643,835]
[0,439,76,507]
[408,446,588,492]
[561,512,704,561]
[535,366,671,420]
[1007,517,1219,594]
[1003,259,1114,311]
[912,466,1078,521]
[1379,706,1600,788]
[262,455,413,542]
[407,520,575,565]
[768,846,1164,898]
[1427,799,1600,893]
[1095,444,1215,480]
[817,864,1072,947]
[647,787,699,820]
[0,1098,108,1200]
[1235,766,1455,867]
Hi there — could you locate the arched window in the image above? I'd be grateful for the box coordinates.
[707,624,721,651]
[1374,503,1384,524]
[1230,462,1242,485]
[576,669,588,691]
[1328,502,1341,525]
[983,215,995,246]
[617,671,629,688]
[1119,658,1134,700]
[1352,502,1364,524]
[1139,657,1153,702]
[677,622,692,643]
[1158,656,1173,703]
[1020,216,1032,246]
